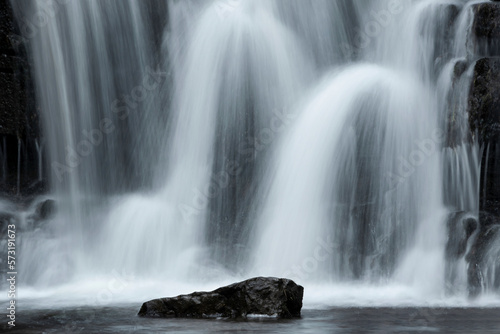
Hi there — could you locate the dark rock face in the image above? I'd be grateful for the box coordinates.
[0,0,37,137]
[0,0,44,197]
[465,54,500,297]
[0,211,16,234]
[472,2,500,56]
[446,212,478,261]
[445,212,478,293]
[469,58,500,144]
[468,58,500,216]
[138,277,303,319]
[480,142,500,217]
[466,212,500,298]
[34,198,56,220]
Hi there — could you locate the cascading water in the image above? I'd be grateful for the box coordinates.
[5,0,500,308]
[98,0,311,281]
[8,0,170,289]
[251,1,452,299]
[250,65,443,283]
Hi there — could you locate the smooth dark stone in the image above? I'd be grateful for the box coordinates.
[138,277,303,319]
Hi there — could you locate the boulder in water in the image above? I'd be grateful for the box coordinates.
[138,277,303,319]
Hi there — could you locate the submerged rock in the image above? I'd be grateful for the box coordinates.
[138,277,303,319]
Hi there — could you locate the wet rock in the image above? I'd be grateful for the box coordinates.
[446,212,478,260]
[480,141,500,216]
[468,57,500,215]
[446,60,472,147]
[23,198,56,230]
[138,277,303,319]
[0,211,16,234]
[466,212,500,298]
[472,2,500,56]
[35,199,56,220]
[468,57,500,143]
[453,60,468,79]
[0,0,44,198]
[445,212,479,294]
[0,0,35,137]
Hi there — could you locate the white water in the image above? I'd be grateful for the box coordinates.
[5,0,500,308]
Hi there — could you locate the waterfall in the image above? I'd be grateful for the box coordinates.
[7,0,500,306]
[251,1,451,297]
[251,65,442,281]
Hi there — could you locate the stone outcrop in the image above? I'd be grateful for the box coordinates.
[468,57,500,216]
[0,0,44,197]
[446,211,478,261]
[461,3,500,297]
[472,2,500,56]
[466,213,500,297]
[138,277,303,319]
[469,57,500,144]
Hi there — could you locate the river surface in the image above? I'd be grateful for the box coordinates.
[4,306,500,333]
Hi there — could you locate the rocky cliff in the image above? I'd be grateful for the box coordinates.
[0,0,44,198]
